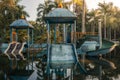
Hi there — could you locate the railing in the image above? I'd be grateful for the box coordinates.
[75,32,98,40]
[40,31,98,42]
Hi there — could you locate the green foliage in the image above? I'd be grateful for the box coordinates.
[36,0,57,27]
[87,2,120,40]
[0,0,29,43]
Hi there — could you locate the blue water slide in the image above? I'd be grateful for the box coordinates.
[46,43,87,74]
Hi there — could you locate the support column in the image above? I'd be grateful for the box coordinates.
[71,24,73,43]
[66,26,68,43]
[74,21,76,46]
[16,29,18,42]
[54,25,56,43]
[46,21,50,79]
[99,66,102,80]
[10,28,12,42]
[63,24,66,43]
[31,29,34,70]
[98,19,102,48]
[27,28,30,72]
[32,29,34,44]
[47,21,50,44]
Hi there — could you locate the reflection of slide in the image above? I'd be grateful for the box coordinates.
[47,43,87,73]
[87,57,116,69]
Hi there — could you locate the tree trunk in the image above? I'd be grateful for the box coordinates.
[82,0,86,33]
[92,21,95,35]
[109,26,111,41]
[114,29,116,40]
[104,14,107,39]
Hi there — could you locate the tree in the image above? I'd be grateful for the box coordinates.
[107,9,116,40]
[72,0,84,32]
[82,0,86,33]
[36,0,58,43]
[0,0,17,42]
[87,9,101,34]
[37,0,57,24]
[109,6,120,40]
[0,0,29,42]
[98,2,113,39]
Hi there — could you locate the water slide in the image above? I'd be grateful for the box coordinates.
[47,43,87,74]
[76,36,117,56]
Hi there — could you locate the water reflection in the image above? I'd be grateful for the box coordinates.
[1,46,119,80]
[82,57,117,80]
[73,46,120,80]
[36,55,118,80]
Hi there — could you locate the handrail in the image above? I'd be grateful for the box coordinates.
[75,32,98,40]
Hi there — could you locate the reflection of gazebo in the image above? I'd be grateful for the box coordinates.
[9,18,34,70]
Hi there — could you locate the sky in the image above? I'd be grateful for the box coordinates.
[19,0,120,21]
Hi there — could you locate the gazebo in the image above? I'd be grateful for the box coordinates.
[9,18,34,71]
[10,19,34,43]
[44,8,86,79]
[44,8,77,44]
[0,18,35,80]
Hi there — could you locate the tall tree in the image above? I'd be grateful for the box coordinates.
[13,0,29,19]
[87,9,101,34]
[0,0,29,42]
[36,0,57,43]
[37,0,57,23]
[72,0,84,32]
[108,6,120,40]
[82,0,86,33]
[98,2,113,39]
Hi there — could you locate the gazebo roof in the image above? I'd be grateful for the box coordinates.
[10,19,34,29]
[44,8,76,23]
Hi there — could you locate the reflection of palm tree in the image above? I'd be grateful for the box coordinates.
[105,49,120,78]
[82,57,117,79]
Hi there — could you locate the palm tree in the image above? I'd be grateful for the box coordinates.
[82,0,86,33]
[62,1,72,9]
[36,0,57,43]
[13,0,29,19]
[0,0,29,19]
[15,5,29,19]
[87,9,101,34]
[98,2,113,39]
[0,0,29,42]
[110,6,120,40]
[0,0,17,19]
[71,0,84,32]
[68,0,86,33]
[0,0,17,42]
[37,0,57,23]
[106,7,116,41]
